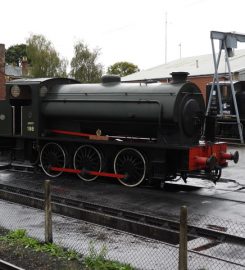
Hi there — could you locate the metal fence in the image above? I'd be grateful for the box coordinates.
[0,181,244,270]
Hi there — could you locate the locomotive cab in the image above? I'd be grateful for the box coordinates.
[0,78,78,163]
[0,78,79,138]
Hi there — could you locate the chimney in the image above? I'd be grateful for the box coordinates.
[196,59,199,68]
[0,44,6,100]
[170,72,189,83]
[21,56,28,76]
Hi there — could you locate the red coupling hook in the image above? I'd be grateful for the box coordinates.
[221,151,239,163]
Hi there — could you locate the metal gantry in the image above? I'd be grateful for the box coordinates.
[206,31,244,144]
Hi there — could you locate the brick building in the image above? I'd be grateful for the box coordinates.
[122,50,245,102]
[0,44,27,100]
[0,44,5,100]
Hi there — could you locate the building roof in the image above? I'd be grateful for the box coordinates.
[122,49,245,82]
[5,64,22,77]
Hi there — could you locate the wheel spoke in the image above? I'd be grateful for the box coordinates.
[40,143,66,178]
[114,148,146,187]
[73,145,102,181]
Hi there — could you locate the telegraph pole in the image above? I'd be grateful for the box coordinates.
[165,12,168,64]
[179,43,182,59]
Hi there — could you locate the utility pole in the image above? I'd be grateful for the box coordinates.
[165,12,168,64]
[179,43,182,59]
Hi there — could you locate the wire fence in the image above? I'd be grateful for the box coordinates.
[0,181,244,270]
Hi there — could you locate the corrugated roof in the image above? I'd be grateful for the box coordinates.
[122,49,245,81]
[5,64,22,77]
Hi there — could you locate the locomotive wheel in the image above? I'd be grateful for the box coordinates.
[114,148,146,187]
[73,145,102,181]
[40,142,66,178]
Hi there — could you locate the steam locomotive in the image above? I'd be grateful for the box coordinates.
[0,72,238,187]
[206,81,245,141]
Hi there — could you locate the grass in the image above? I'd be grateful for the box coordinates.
[0,229,135,269]
[0,229,79,260]
[84,243,134,270]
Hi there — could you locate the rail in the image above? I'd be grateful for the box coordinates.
[0,183,244,247]
[0,259,25,270]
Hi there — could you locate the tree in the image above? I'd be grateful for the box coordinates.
[107,61,139,77]
[5,44,27,66]
[70,41,103,83]
[26,34,67,77]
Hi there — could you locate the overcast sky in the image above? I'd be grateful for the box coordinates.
[1,0,245,72]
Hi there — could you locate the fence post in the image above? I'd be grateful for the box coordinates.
[44,180,53,243]
[179,205,188,270]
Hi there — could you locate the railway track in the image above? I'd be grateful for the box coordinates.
[3,163,245,205]
[164,181,245,204]
[3,162,245,189]
[0,181,244,247]
[0,260,24,270]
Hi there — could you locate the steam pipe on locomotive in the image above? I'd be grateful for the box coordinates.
[0,72,239,187]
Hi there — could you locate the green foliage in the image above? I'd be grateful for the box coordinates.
[70,41,103,83]
[0,229,79,260]
[5,44,27,66]
[26,34,67,78]
[107,62,139,77]
[1,230,134,269]
[4,229,27,240]
[84,242,134,270]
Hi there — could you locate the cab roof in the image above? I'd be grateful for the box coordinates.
[6,77,80,85]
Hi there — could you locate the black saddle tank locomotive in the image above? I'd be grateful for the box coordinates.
[0,72,238,187]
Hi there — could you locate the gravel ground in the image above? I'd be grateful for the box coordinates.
[1,200,244,270]
[0,242,84,270]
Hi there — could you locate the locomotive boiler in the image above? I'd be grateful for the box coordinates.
[0,72,238,187]
[42,72,205,145]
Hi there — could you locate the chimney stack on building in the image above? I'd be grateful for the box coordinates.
[21,56,28,76]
